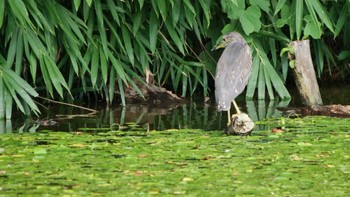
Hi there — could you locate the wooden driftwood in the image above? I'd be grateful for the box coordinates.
[290,40,323,106]
[116,80,184,105]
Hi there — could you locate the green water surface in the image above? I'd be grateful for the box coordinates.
[0,116,350,196]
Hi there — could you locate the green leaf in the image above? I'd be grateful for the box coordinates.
[0,76,5,119]
[338,50,350,61]
[121,25,134,65]
[258,63,266,99]
[133,11,143,35]
[295,0,303,40]
[304,15,322,39]
[117,78,126,106]
[198,0,210,28]
[311,0,334,33]
[73,0,81,11]
[100,48,108,85]
[250,0,270,13]
[1,67,40,115]
[149,11,158,53]
[91,45,99,87]
[246,55,259,99]
[224,0,245,20]
[8,0,31,26]
[85,0,92,7]
[0,0,5,28]
[157,0,167,20]
[239,5,261,35]
[94,0,108,56]
[335,2,347,37]
[264,66,274,99]
[165,19,185,54]
[171,1,181,26]
[274,0,286,16]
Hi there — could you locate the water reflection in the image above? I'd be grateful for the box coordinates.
[1,99,291,134]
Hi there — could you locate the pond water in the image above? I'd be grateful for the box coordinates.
[2,84,350,134]
[1,84,350,195]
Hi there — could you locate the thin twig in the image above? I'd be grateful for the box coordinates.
[37,96,98,113]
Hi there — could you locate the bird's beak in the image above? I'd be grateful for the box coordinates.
[211,41,227,51]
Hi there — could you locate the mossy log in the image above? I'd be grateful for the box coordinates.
[291,105,350,117]
[290,40,323,106]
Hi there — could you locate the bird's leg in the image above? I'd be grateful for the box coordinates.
[232,100,241,114]
[227,110,231,126]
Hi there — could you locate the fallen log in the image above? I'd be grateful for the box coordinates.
[281,104,350,117]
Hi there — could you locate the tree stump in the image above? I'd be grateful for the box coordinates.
[290,40,323,106]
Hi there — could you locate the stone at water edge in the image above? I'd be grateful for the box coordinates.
[225,113,255,135]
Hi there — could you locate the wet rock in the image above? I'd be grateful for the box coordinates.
[225,113,255,135]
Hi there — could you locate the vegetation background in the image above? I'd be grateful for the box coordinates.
[0,0,349,118]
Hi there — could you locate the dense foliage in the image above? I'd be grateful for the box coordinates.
[0,0,349,118]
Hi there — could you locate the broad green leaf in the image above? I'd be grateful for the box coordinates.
[198,0,210,28]
[85,0,92,7]
[151,0,159,18]
[100,49,108,85]
[223,0,245,20]
[6,29,18,67]
[335,2,347,36]
[43,55,71,98]
[295,0,303,40]
[184,0,196,28]
[338,50,350,61]
[240,5,261,35]
[91,45,99,87]
[0,76,4,119]
[94,0,108,56]
[0,0,5,27]
[304,15,322,39]
[1,67,40,115]
[172,1,181,26]
[157,0,167,21]
[132,12,142,35]
[15,29,24,74]
[250,0,270,13]
[311,0,334,33]
[106,0,121,25]
[109,53,127,84]
[73,0,81,11]
[138,0,145,9]
[274,0,286,16]
[8,0,31,26]
[108,69,115,104]
[258,63,266,99]
[1,68,37,97]
[305,0,321,36]
[117,78,126,106]
[149,11,158,53]
[265,62,291,99]
[264,66,275,99]
[246,55,259,99]
[165,19,185,54]
[121,25,134,65]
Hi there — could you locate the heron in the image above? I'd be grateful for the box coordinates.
[212,32,253,128]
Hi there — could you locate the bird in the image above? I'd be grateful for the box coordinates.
[212,32,253,126]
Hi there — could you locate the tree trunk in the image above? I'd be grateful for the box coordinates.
[290,40,323,106]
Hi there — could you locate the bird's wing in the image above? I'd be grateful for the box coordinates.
[215,42,252,111]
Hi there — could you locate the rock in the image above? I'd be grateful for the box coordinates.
[225,113,255,135]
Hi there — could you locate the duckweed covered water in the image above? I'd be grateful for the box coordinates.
[1,116,350,196]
